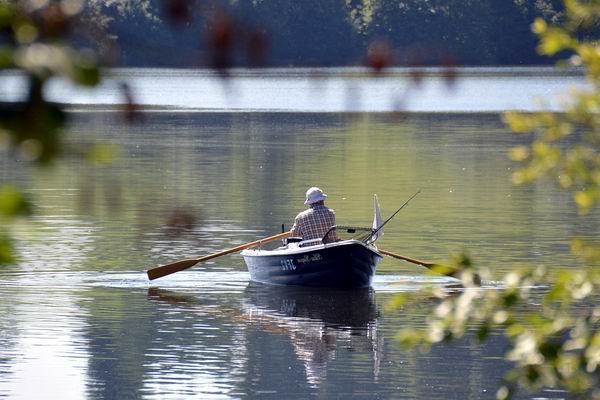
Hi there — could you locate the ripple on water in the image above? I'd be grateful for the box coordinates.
[0,270,252,293]
[0,268,507,293]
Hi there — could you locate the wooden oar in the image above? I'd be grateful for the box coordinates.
[379,249,436,268]
[378,248,481,285]
[147,231,291,280]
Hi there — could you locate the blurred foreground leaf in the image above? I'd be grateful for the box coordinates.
[0,1,103,265]
[0,231,16,265]
[87,143,121,166]
[390,2,600,398]
[0,185,33,219]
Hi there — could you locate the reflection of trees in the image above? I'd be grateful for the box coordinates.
[7,112,587,274]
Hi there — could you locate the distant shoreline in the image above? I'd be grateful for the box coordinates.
[63,105,560,116]
[0,65,587,79]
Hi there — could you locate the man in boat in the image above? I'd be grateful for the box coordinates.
[291,187,338,243]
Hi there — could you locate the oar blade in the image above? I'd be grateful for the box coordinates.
[146,231,292,281]
[379,248,482,285]
[428,263,460,277]
[147,259,199,280]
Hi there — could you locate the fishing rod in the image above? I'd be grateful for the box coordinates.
[366,189,421,242]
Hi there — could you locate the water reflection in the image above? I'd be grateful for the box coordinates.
[147,283,381,393]
[0,298,17,399]
[241,283,381,386]
[0,287,90,400]
[83,290,152,400]
[0,275,570,400]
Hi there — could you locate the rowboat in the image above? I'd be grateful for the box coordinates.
[241,195,387,288]
[241,233,383,288]
[146,192,423,283]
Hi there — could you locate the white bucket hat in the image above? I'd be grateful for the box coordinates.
[304,187,327,205]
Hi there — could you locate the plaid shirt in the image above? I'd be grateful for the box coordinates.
[291,204,336,242]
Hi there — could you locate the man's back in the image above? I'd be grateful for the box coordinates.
[291,204,336,241]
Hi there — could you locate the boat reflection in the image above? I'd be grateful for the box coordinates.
[242,282,382,385]
[242,282,378,326]
[147,283,382,387]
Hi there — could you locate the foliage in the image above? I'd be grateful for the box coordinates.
[0,1,101,161]
[0,185,33,218]
[0,186,28,264]
[389,1,600,398]
[86,0,156,19]
[70,0,570,67]
[504,5,600,215]
[394,265,600,399]
[0,0,101,265]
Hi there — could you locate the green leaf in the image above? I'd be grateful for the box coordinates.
[503,112,539,133]
[574,190,595,214]
[531,18,547,35]
[502,290,519,308]
[0,185,33,218]
[538,27,576,55]
[396,329,424,347]
[506,324,526,338]
[0,45,13,68]
[525,365,541,384]
[72,52,100,86]
[0,5,14,28]
[385,293,409,312]
[476,323,491,342]
[0,231,16,265]
[509,146,530,162]
[87,143,121,166]
[539,341,561,362]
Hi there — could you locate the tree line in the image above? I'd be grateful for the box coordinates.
[84,0,571,68]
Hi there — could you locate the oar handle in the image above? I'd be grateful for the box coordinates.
[147,231,291,280]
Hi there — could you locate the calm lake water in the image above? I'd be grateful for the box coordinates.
[0,68,597,399]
